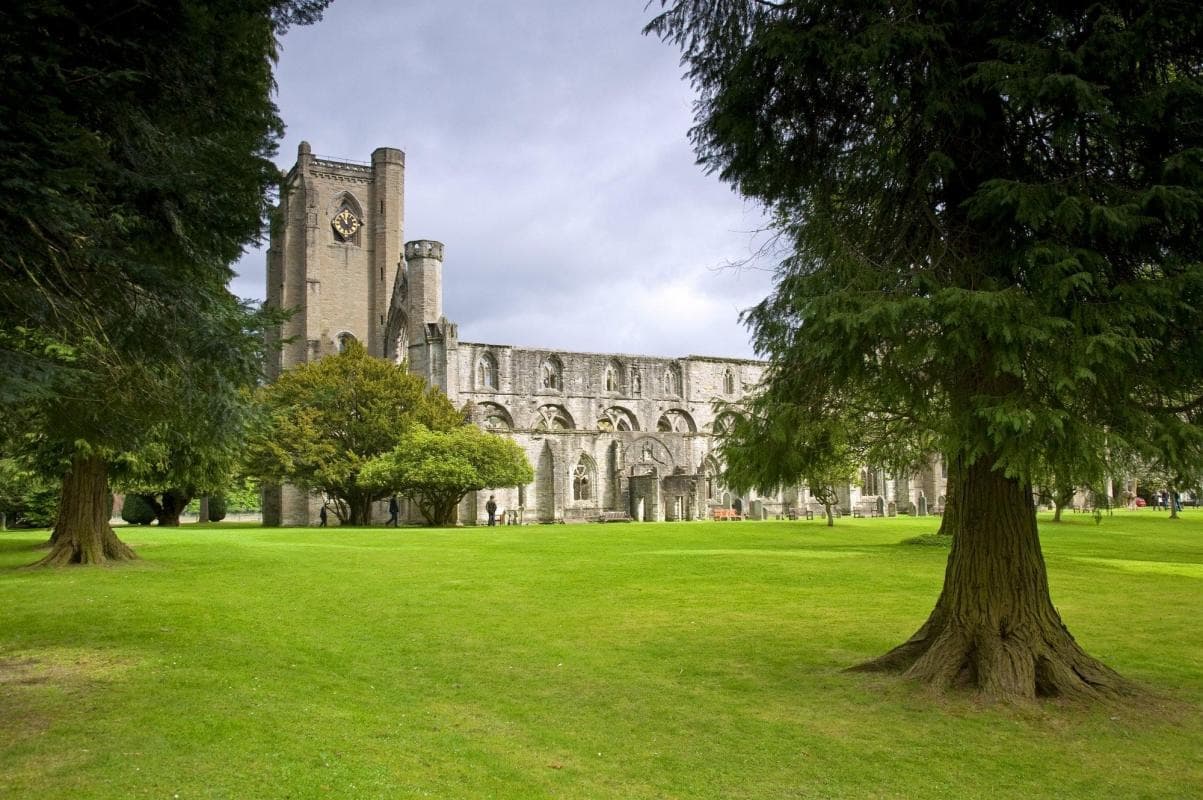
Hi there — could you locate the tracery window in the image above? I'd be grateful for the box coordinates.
[664,363,682,396]
[534,404,574,431]
[597,407,638,432]
[572,455,595,501]
[477,402,513,431]
[605,359,623,393]
[541,356,563,391]
[476,351,498,390]
[713,412,740,435]
[657,409,696,433]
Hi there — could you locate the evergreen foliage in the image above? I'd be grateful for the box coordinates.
[207,495,228,523]
[0,1,331,564]
[121,495,157,526]
[649,1,1203,701]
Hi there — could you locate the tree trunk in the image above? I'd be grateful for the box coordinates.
[153,488,192,526]
[34,452,137,566]
[850,455,1124,701]
[823,502,834,527]
[345,492,374,526]
[198,496,210,523]
[1053,502,1064,522]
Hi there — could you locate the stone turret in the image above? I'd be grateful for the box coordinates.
[404,239,444,347]
[402,240,457,399]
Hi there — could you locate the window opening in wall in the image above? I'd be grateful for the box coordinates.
[664,364,681,396]
[573,458,592,501]
[534,405,573,431]
[541,357,562,390]
[336,332,357,353]
[598,407,636,432]
[723,368,735,394]
[476,352,498,390]
[631,368,642,394]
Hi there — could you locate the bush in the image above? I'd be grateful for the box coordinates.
[9,484,59,528]
[121,494,157,525]
[207,494,227,522]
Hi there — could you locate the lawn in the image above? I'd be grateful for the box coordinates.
[2,512,1201,799]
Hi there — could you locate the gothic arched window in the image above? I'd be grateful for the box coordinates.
[336,332,357,353]
[605,359,623,393]
[477,402,513,431]
[713,412,741,435]
[657,409,697,433]
[534,404,574,431]
[723,368,736,395]
[541,356,563,391]
[664,364,682,396]
[476,351,498,390]
[597,406,638,432]
[572,455,595,501]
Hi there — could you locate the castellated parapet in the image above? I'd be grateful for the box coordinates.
[405,239,444,261]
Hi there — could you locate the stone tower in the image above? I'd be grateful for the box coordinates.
[388,240,458,401]
[263,143,406,525]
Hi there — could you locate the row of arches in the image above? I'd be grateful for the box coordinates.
[478,402,741,434]
[474,352,741,397]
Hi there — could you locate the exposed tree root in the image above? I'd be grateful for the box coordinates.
[849,607,1127,702]
[29,452,137,567]
[33,526,137,566]
[851,455,1128,703]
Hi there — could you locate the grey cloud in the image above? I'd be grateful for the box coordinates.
[233,0,775,359]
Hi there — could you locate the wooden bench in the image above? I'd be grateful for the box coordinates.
[597,511,633,523]
[712,508,742,521]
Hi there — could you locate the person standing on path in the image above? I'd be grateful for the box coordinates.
[319,504,328,527]
[387,495,400,527]
[486,495,498,526]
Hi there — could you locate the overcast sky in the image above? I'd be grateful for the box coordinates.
[232,0,776,359]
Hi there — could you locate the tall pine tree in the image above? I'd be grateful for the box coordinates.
[650,1,1203,700]
[0,1,330,564]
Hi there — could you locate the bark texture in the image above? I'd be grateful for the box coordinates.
[851,456,1124,702]
[35,453,137,566]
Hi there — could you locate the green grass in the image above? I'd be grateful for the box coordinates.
[2,511,1201,799]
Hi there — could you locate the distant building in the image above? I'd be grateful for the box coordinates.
[264,144,945,525]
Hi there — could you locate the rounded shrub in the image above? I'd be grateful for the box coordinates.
[121,494,157,525]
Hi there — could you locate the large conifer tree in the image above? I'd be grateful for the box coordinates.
[0,1,330,564]
[650,1,1203,700]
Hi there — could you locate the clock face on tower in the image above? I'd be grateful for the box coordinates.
[331,208,361,240]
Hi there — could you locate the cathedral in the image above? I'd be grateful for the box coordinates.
[263,144,946,525]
